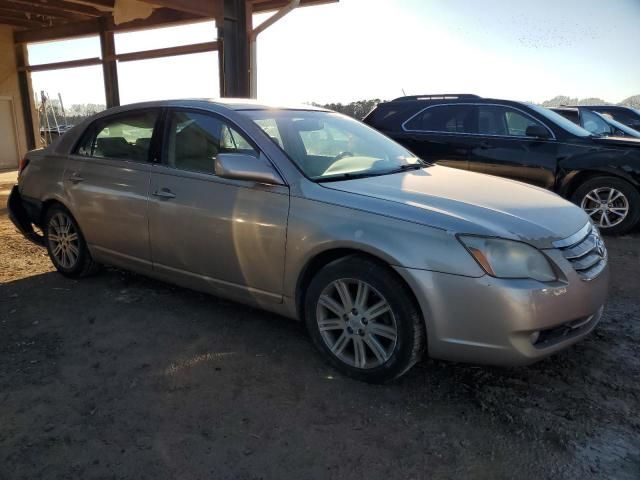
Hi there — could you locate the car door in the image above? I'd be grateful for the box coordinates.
[469,105,558,189]
[65,109,160,272]
[398,103,478,170]
[148,108,289,306]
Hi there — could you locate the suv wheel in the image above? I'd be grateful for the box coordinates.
[44,204,99,278]
[572,176,640,235]
[304,255,425,383]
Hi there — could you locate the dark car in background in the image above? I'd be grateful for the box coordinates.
[364,94,640,234]
[551,106,640,138]
[572,105,640,131]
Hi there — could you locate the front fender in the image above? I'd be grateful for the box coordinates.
[557,147,640,196]
[282,196,485,298]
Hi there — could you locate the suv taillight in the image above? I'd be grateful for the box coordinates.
[18,157,29,175]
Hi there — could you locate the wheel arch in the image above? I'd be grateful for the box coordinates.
[294,247,424,326]
[560,168,640,200]
[38,196,74,228]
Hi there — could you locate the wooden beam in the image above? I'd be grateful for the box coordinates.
[0,7,67,24]
[0,14,48,27]
[112,40,218,62]
[14,8,203,43]
[63,0,113,11]
[19,56,102,72]
[14,16,99,42]
[136,0,221,18]
[5,0,104,17]
[0,0,91,19]
[251,0,337,13]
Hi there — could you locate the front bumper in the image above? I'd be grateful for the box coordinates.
[395,257,609,366]
[7,185,44,246]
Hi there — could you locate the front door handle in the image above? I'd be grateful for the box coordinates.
[479,141,492,150]
[68,172,84,184]
[152,188,176,199]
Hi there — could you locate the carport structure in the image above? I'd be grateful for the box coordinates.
[0,0,335,166]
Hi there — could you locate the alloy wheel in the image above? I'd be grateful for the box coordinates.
[48,212,80,269]
[316,278,398,369]
[581,187,629,229]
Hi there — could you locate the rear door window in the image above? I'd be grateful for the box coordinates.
[76,111,158,161]
[477,105,547,137]
[404,104,476,133]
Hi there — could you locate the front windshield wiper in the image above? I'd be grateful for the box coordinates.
[396,163,427,171]
[315,163,428,183]
[315,171,390,183]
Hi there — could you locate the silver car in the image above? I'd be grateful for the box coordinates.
[8,99,609,383]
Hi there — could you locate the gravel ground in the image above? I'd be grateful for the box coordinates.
[1,170,639,479]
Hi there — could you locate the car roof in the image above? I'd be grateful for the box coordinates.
[95,98,329,116]
[384,94,533,108]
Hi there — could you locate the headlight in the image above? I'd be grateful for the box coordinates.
[458,236,556,282]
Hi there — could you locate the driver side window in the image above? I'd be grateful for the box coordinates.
[581,110,613,136]
[165,110,257,174]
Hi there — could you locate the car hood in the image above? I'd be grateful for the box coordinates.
[591,135,640,148]
[322,165,589,248]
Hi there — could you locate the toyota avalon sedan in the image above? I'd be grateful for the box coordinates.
[8,99,609,383]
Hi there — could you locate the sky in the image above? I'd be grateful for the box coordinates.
[27,0,640,108]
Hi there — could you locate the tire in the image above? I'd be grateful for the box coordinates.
[571,176,640,235]
[44,204,99,278]
[304,255,425,383]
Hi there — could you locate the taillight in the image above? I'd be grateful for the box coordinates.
[18,157,29,175]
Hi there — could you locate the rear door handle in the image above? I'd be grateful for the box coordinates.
[152,188,176,199]
[479,141,492,150]
[68,173,84,183]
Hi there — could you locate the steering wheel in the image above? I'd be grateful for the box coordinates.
[334,151,354,161]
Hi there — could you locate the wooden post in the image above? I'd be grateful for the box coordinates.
[100,25,120,108]
[14,43,36,150]
[218,0,249,97]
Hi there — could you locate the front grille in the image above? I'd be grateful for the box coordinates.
[554,223,607,281]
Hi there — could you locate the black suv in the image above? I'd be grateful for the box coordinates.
[550,106,640,138]
[364,94,640,234]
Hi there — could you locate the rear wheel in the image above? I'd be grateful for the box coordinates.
[304,255,425,383]
[44,204,99,278]
[572,176,640,235]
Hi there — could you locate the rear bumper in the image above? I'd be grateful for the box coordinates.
[7,185,45,246]
[395,263,609,366]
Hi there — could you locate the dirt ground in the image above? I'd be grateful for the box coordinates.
[1,170,639,479]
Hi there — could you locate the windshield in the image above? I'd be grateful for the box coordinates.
[594,112,640,138]
[527,104,592,137]
[243,110,425,181]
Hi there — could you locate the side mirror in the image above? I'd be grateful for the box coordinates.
[525,125,551,139]
[215,153,284,185]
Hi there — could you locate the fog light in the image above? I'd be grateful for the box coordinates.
[529,331,540,345]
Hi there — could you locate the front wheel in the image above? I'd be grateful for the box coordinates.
[304,256,425,383]
[572,176,640,235]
